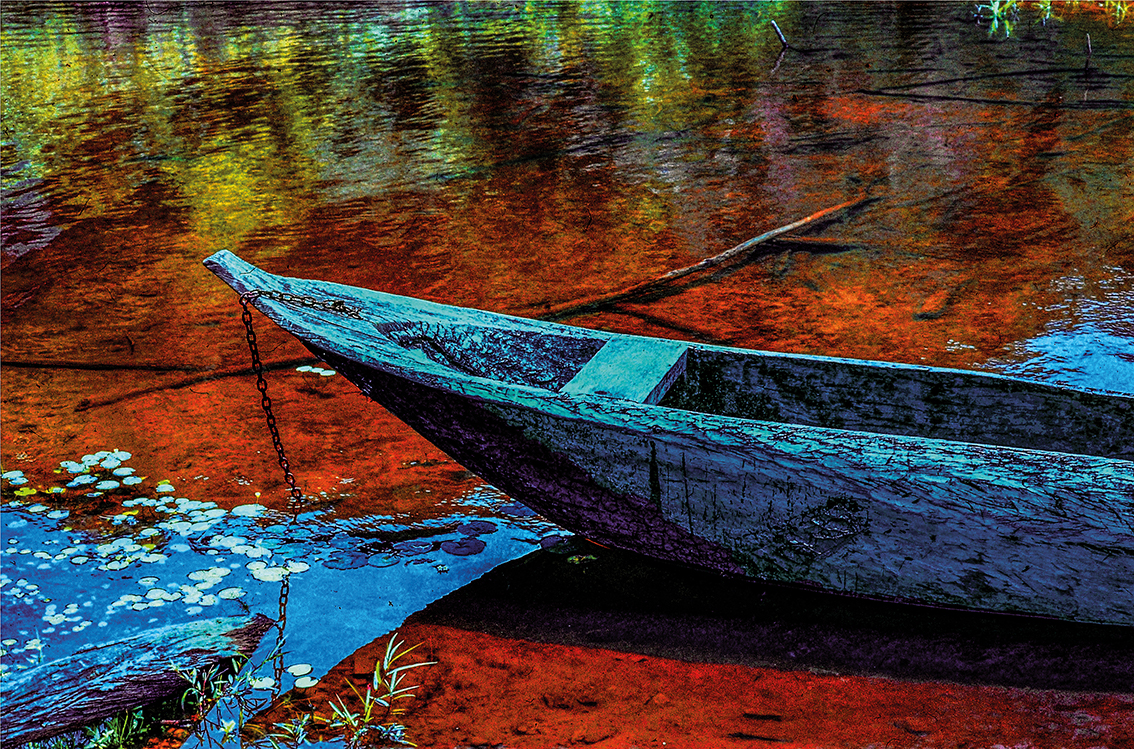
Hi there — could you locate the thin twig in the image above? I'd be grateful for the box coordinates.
[770,19,789,48]
[72,358,319,411]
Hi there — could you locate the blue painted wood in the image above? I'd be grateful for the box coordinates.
[560,337,687,404]
[204,250,1134,626]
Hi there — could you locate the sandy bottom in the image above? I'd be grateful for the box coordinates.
[276,621,1132,748]
[252,543,1133,748]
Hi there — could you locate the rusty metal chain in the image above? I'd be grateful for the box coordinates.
[272,574,290,694]
[243,288,364,319]
[237,287,362,513]
[239,291,305,512]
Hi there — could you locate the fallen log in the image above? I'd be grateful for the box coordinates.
[537,194,869,322]
[0,613,273,745]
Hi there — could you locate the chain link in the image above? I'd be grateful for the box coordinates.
[244,288,364,319]
[272,574,290,695]
[240,291,305,512]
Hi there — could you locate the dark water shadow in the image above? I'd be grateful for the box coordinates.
[413,537,1133,693]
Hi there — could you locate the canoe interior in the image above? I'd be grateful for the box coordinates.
[376,316,1131,461]
[373,318,605,392]
[657,347,1133,461]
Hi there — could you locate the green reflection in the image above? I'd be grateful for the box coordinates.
[1,2,795,249]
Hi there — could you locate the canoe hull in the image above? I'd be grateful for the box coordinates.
[313,343,1134,626]
[202,250,1134,626]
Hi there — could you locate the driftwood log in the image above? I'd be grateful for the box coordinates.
[0,613,273,745]
[537,194,868,322]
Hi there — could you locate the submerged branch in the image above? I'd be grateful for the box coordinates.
[72,357,319,411]
[537,194,869,323]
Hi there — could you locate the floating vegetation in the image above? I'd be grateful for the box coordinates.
[296,364,336,377]
[1,450,562,682]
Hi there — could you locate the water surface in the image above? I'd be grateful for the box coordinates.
[2,0,1133,742]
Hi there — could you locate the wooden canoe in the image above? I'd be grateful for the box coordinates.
[204,251,1134,626]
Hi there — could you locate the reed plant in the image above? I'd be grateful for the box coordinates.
[319,633,437,748]
[975,0,1131,36]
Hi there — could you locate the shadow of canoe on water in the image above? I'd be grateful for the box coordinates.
[409,537,1133,693]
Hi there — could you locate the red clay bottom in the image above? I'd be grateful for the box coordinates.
[286,623,1133,749]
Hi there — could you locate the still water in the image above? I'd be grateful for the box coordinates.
[2,0,1133,744]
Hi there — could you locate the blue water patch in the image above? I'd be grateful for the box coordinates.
[0,452,563,696]
[997,326,1134,396]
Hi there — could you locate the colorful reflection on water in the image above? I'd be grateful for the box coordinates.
[2,0,1133,744]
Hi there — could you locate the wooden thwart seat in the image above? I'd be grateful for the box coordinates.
[560,337,687,405]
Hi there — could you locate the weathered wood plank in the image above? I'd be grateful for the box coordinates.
[560,338,687,405]
[0,614,273,744]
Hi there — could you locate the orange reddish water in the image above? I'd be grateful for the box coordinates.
[3,2,1133,746]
